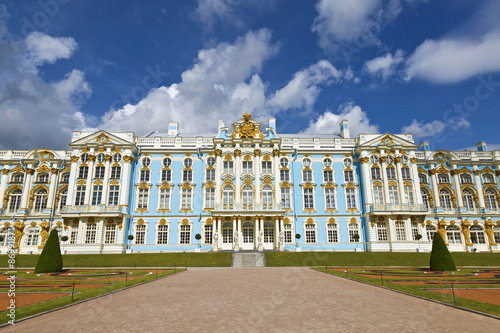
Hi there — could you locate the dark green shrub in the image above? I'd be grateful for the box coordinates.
[429,232,456,271]
[34,229,63,273]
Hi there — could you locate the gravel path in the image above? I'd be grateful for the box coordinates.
[4,267,499,332]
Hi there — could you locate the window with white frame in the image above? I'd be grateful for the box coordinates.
[373,185,384,205]
[371,167,381,180]
[204,224,212,244]
[370,155,379,164]
[284,224,292,243]
[376,222,388,241]
[327,223,338,243]
[204,187,215,209]
[262,185,273,209]
[264,222,274,243]
[0,227,14,246]
[113,153,122,163]
[12,173,24,183]
[157,224,169,244]
[439,189,453,210]
[438,174,449,184]
[411,222,420,240]
[75,185,86,206]
[183,169,193,182]
[108,185,119,206]
[323,170,333,182]
[460,174,472,184]
[94,166,105,179]
[483,174,495,184]
[446,225,461,244]
[419,173,427,184]
[181,188,193,210]
[386,167,396,179]
[395,221,406,241]
[388,186,399,204]
[135,224,146,244]
[206,157,215,167]
[242,222,253,244]
[24,228,40,246]
[184,158,193,168]
[104,224,116,244]
[348,223,359,242]
[61,173,70,183]
[280,169,290,182]
[222,222,232,243]
[344,170,354,183]
[281,187,291,209]
[179,224,191,244]
[80,153,89,162]
[401,168,411,180]
[137,188,149,210]
[78,166,88,179]
[262,161,272,174]
[404,185,414,204]
[140,169,150,182]
[142,158,151,167]
[302,170,312,182]
[242,161,253,174]
[85,224,97,244]
[485,188,498,211]
[462,189,475,211]
[161,169,172,182]
[325,187,336,209]
[303,187,314,209]
[69,224,78,244]
[242,185,253,209]
[37,173,49,183]
[470,225,485,244]
[345,187,357,209]
[205,169,215,182]
[158,188,170,210]
[323,158,332,167]
[96,154,105,163]
[91,185,103,205]
[110,166,121,179]
[305,223,316,243]
[222,185,233,209]
[8,189,22,212]
[493,226,500,244]
[223,161,234,173]
[421,189,431,210]
[163,157,172,168]
[58,189,67,210]
[426,224,437,242]
[280,158,288,168]
[33,189,48,212]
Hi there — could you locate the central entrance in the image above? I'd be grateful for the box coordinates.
[242,221,254,250]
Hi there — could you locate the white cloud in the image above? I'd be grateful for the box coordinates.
[405,30,500,83]
[301,103,380,136]
[24,31,77,67]
[193,0,244,30]
[365,49,404,79]
[401,117,470,141]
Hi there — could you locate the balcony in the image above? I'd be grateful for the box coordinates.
[213,203,283,212]
[368,203,428,213]
[60,205,128,217]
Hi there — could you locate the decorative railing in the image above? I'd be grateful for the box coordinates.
[370,203,428,212]
[214,203,282,211]
[60,205,128,214]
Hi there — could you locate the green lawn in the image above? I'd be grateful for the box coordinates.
[0,252,232,268]
[265,252,500,267]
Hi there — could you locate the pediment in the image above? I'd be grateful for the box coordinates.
[70,131,136,149]
[360,133,417,149]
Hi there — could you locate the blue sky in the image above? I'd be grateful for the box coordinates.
[1,0,499,151]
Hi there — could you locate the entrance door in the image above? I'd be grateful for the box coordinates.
[221,222,233,250]
[242,222,254,250]
[263,222,275,250]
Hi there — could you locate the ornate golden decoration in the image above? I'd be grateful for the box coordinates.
[230,113,263,140]
[88,217,95,223]
[359,157,369,164]
[473,170,480,176]
[2,169,9,175]
[96,133,109,144]
[450,169,460,176]
[273,149,280,157]
[350,217,358,224]
[13,221,25,250]
[159,218,167,225]
[437,219,448,245]
[306,218,314,224]
[234,149,241,157]
[380,135,394,146]
[461,220,472,246]
[262,155,271,161]
[328,217,336,224]
[481,166,494,174]
[223,154,233,161]
[243,154,252,161]
[71,156,79,163]
[137,219,145,225]
[104,155,112,162]
[484,219,497,246]
[118,217,123,230]
[182,218,190,225]
[38,220,50,249]
[26,168,35,175]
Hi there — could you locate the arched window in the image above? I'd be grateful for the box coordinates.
[446,225,461,244]
[373,185,384,205]
[75,185,86,206]
[388,185,399,204]
[470,225,486,244]
[33,189,48,212]
[404,185,414,204]
[242,222,253,244]
[60,172,70,183]
[462,189,475,211]
[58,188,67,210]
[108,185,120,206]
[426,224,437,242]
[485,188,498,211]
[0,227,14,246]
[262,185,273,209]
[24,227,40,246]
[418,173,427,184]
[91,184,103,205]
[242,185,253,210]
[222,185,234,209]
[493,226,500,244]
[460,174,472,184]
[264,222,274,243]
[222,222,232,243]
[439,189,453,210]
[421,188,432,210]
[8,189,22,212]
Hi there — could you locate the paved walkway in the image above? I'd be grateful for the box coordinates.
[232,253,265,267]
[5,268,499,332]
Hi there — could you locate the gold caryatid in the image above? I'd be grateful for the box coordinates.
[230,113,264,140]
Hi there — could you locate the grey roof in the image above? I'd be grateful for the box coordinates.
[143,131,341,139]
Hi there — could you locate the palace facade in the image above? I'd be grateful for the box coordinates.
[1,114,500,254]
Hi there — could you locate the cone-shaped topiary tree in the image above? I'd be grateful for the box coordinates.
[35,229,63,273]
[429,232,456,271]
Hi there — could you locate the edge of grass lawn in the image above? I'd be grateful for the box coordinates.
[313,267,500,318]
[0,268,185,326]
[264,252,500,267]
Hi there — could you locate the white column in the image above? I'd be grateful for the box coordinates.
[396,158,406,204]
[0,169,9,211]
[83,156,95,205]
[255,216,260,248]
[66,156,79,205]
[380,158,390,204]
[46,168,58,209]
[120,156,132,205]
[215,150,222,206]
[217,217,222,249]
[255,150,261,205]
[235,150,241,205]
[430,168,440,207]
[237,217,242,247]
[274,150,281,206]
[473,168,485,208]
[411,158,423,204]
[101,155,112,205]
[20,168,34,210]
[96,218,104,244]
[275,217,279,248]
[360,157,372,204]
[452,168,463,208]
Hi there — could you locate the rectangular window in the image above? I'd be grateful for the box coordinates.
[404,186,414,204]
[91,185,103,205]
[157,225,169,244]
[386,167,396,179]
[135,224,146,244]
[280,169,290,182]
[140,170,150,182]
[110,166,121,179]
[180,224,191,244]
[419,174,427,184]
[325,188,336,209]
[12,173,24,183]
[305,224,316,243]
[137,188,149,210]
[104,224,116,244]
[181,188,192,210]
[388,186,399,204]
[402,168,411,180]
[303,188,314,209]
[349,223,359,242]
[204,187,215,209]
[85,224,97,244]
[242,161,253,174]
[75,185,86,206]
[303,170,312,182]
[373,186,384,205]
[78,166,88,179]
[411,222,419,241]
[61,173,70,183]
[70,225,78,244]
[108,185,120,206]
[344,170,354,183]
[281,187,290,209]
[284,224,292,243]
[327,224,338,243]
[161,169,172,182]
[323,170,333,182]
[346,188,357,209]
[95,166,105,179]
[261,161,272,174]
[223,161,234,173]
[371,168,381,180]
[38,173,49,183]
[183,169,193,182]
[376,222,388,241]
[205,169,215,182]
[158,188,170,210]
[438,174,449,184]
[204,224,212,244]
[395,222,406,241]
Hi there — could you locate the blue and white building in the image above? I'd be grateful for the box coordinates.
[1,113,500,254]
